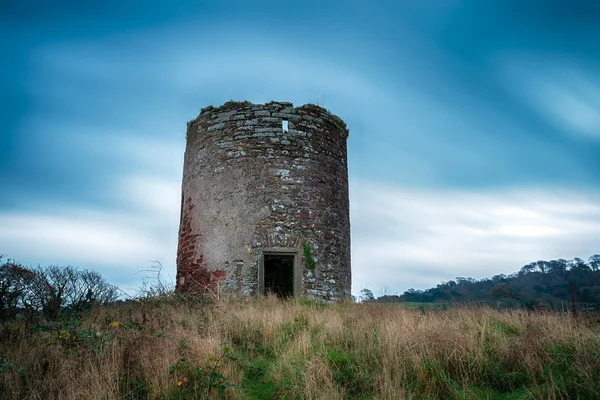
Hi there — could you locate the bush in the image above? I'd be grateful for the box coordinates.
[0,256,119,321]
[0,257,36,321]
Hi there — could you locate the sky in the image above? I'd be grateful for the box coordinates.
[1,0,600,296]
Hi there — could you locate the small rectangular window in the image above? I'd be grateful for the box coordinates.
[282,120,289,132]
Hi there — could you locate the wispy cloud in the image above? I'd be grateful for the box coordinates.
[500,57,600,140]
[0,170,181,290]
[5,177,598,297]
[3,3,600,297]
[351,180,600,293]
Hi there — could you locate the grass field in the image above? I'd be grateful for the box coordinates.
[1,295,599,399]
[386,302,449,310]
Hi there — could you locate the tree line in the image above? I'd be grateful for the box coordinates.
[365,255,600,310]
[0,255,119,321]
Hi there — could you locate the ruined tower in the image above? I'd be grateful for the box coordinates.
[176,101,350,301]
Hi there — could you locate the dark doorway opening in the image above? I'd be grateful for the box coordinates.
[263,254,294,298]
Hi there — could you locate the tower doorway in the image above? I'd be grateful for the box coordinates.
[263,253,295,298]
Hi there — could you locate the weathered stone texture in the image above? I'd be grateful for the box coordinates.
[176,101,351,301]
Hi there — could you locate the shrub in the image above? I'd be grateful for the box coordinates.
[0,257,118,321]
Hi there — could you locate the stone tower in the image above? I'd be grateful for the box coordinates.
[176,101,350,301]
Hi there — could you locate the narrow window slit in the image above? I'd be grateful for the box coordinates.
[282,120,289,132]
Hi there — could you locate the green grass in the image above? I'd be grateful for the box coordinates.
[388,301,451,309]
[1,296,600,399]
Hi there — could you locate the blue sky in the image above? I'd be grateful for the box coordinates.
[1,1,600,295]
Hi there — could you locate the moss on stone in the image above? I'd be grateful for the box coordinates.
[199,101,253,115]
[303,242,316,271]
[200,105,214,114]
[297,103,328,116]
[221,100,252,110]
[297,104,349,137]
[329,114,349,137]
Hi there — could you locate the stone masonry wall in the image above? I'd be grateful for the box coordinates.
[176,101,351,301]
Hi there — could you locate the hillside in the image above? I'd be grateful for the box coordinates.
[378,255,600,310]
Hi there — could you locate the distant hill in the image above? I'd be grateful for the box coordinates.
[376,255,600,310]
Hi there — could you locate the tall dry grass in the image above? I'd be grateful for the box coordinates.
[1,296,599,399]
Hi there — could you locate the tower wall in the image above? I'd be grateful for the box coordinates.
[176,101,350,301]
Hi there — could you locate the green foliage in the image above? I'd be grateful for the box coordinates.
[298,103,327,115]
[118,375,151,400]
[238,357,277,399]
[326,348,374,398]
[281,313,309,340]
[229,325,271,357]
[0,256,119,321]
[479,346,530,392]
[393,254,600,311]
[264,100,289,106]
[0,358,28,396]
[329,113,349,135]
[391,301,449,309]
[359,288,375,302]
[28,315,165,356]
[419,357,461,399]
[34,319,114,354]
[302,242,315,271]
[165,346,236,399]
[539,341,600,398]
[2,282,600,399]
[109,320,164,337]
[298,298,329,310]
[297,104,349,136]
[199,101,252,116]
[221,100,251,110]
[0,256,34,321]
[490,320,522,337]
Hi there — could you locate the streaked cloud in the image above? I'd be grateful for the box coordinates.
[500,57,600,140]
[2,1,600,296]
[351,181,600,293]
[0,171,181,291]
[4,177,599,296]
